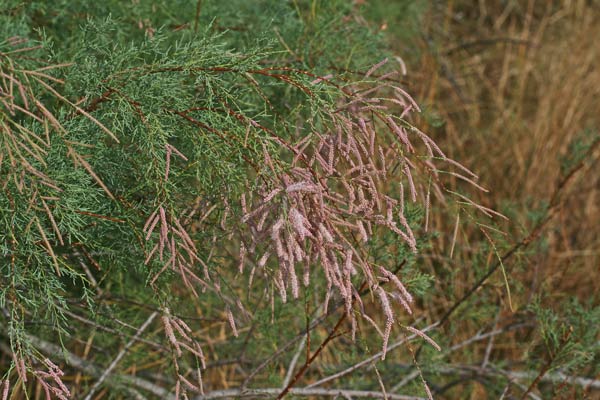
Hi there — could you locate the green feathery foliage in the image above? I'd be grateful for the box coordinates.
[2,1,596,400]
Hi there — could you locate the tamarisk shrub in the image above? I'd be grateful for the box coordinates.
[0,1,485,398]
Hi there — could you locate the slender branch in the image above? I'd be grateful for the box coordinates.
[242,263,405,390]
[276,260,409,396]
[282,334,307,389]
[391,370,421,392]
[82,311,158,400]
[277,310,348,399]
[447,322,531,353]
[193,387,426,400]
[435,137,600,328]
[59,308,168,351]
[502,369,600,391]
[241,327,311,389]
[393,363,600,394]
[306,323,438,389]
[481,307,501,369]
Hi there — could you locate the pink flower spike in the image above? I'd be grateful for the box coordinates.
[166,143,188,161]
[226,307,239,337]
[403,164,417,202]
[2,379,9,400]
[263,187,282,203]
[395,56,407,75]
[144,212,160,241]
[393,85,421,112]
[289,208,311,239]
[375,287,394,359]
[405,326,441,351]
[159,206,168,238]
[143,208,158,233]
[423,381,434,400]
[286,181,318,193]
[238,242,246,274]
[178,374,200,392]
[258,251,270,267]
[162,314,182,356]
[18,358,27,383]
[365,58,388,78]
[310,74,333,85]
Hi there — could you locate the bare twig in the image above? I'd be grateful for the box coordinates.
[447,322,530,353]
[481,307,501,369]
[390,370,421,392]
[193,388,426,399]
[277,310,349,399]
[83,311,158,400]
[282,334,307,389]
[306,323,438,389]
[500,369,600,391]
[60,308,167,351]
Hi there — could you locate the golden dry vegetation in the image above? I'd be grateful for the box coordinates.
[401,1,600,397]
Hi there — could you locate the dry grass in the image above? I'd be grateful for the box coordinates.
[382,1,600,397]
[410,0,600,301]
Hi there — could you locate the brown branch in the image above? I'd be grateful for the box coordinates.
[83,311,158,400]
[241,261,405,390]
[435,137,600,328]
[277,310,348,399]
[519,326,573,399]
[81,88,116,113]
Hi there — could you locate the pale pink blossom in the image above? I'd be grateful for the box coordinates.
[1,379,9,400]
[289,208,311,239]
[406,326,441,351]
[226,307,238,337]
[365,58,388,78]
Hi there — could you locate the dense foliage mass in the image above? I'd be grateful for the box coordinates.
[1,1,599,399]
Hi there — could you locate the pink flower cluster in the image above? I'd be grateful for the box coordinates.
[161,308,206,399]
[33,359,71,400]
[236,61,480,357]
